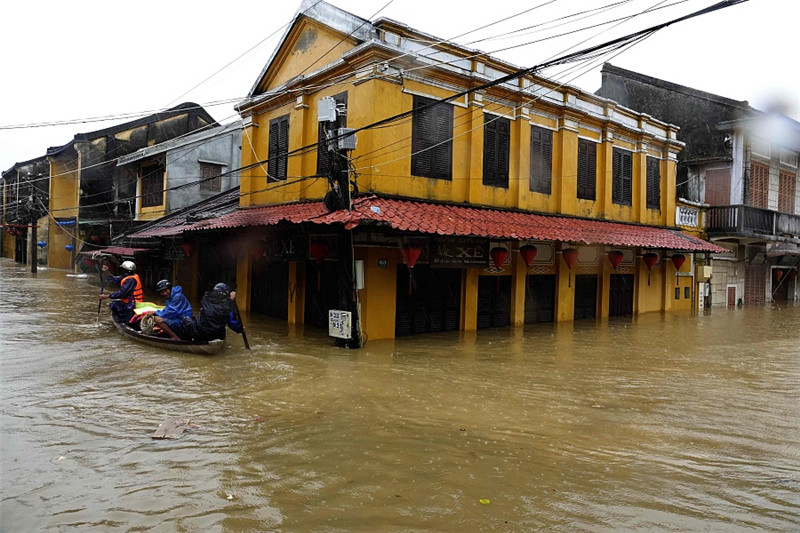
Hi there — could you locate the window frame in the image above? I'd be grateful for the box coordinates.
[529,125,552,194]
[645,156,661,210]
[482,113,510,189]
[140,161,165,208]
[612,147,633,206]
[410,95,453,180]
[268,114,290,181]
[577,138,597,201]
[199,161,224,192]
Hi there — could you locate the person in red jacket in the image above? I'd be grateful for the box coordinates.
[98,260,143,324]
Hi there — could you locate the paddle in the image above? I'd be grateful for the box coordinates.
[232,299,251,350]
[96,256,106,323]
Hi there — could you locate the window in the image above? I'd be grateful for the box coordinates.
[317,92,348,177]
[529,126,552,194]
[140,161,164,207]
[199,162,223,192]
[778,170,796,213]
[646,156,661,210]
[612,147,632,205]
[748,161,769,209]
[483,114,510,188]
[780,148,798,168]
[268,114,290,181]
[577,138,596,200]
[411,95,453,180]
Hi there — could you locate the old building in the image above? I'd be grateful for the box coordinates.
[139,1,723,344]
[597,63,800,306]
[1,156,50,264]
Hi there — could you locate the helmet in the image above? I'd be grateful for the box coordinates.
[121,260,136,272]
[213,282,229,293]
[156,279,172,292]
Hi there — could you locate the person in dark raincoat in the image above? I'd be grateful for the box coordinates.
[181,283,242,342]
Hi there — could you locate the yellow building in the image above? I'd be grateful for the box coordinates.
[160,1,723,343]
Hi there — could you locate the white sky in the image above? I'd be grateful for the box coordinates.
[1,0,797,172]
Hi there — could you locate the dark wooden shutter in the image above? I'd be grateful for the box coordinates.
[612,148,632,205]
[530,126,552,194]
[268,115,289,180]
[483,115,509,188]
[577,139,596,200]
[411,96,452,180]
[646,156,660,209]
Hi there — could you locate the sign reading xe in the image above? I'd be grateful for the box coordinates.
[431,237,488,267]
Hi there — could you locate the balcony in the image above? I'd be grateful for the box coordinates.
[707,205,800,243]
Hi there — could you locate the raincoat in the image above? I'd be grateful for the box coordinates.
[154,285,193,330]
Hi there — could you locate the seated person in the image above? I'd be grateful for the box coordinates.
[98,260,142,324]
[150,279,193,340]
[181,283,242,342]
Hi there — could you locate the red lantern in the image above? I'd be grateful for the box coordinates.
[310,240,329,291]
[251,240,267,261]
[642,252,658,286]
[181,242,194,257]
[608,250,624,270]
[562,248,578,287]
[490,247,509,270]
[519,245,538,268]
[670,254,686,271]
[401,243,423,294]
[774,269,784,281]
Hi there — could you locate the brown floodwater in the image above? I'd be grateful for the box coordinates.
[1,259,798,532]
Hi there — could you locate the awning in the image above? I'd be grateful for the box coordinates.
[766,242,800,256]
[79,246,149,258]
[174,196,726,253]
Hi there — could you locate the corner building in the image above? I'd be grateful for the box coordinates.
[178,1,723,341]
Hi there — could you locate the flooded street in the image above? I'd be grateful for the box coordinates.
[1,259,798,532]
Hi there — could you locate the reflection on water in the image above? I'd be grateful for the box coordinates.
[1,259,798,531]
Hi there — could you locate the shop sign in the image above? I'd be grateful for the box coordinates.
[431,237,488,267]
[328,310,352,339]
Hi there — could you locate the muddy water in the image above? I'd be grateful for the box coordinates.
[1,259,798,532]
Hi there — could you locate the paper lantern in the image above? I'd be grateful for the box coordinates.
[65,244,75,252]
[608,250,624,270]
[181,242,194,257]
[519,245,538,267]
[37,241,47,248]
[250,240,267,261]
[642,252,658,285]
[310,240,329,291]
[490,247,509,270]
[401,243,423,294]
[562,248,578,287]
[774,269,784,281]
[670,254,686,271]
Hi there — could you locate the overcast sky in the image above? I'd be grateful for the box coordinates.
[1,0,797,172]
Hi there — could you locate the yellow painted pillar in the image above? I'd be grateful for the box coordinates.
[359,247,398,341]
[634,142,647,223]
[598,128,614,218]
[461,268,479,331]
[555,253,575,322]
[663,138,679,226]
[510,252,527,326]
[599,258,611,319]
[516,108,531,208]
[236,251,252,313]
[465,94,485,205]
[239,115,260,208]
[556,114,579,215]
[287,261,306,325]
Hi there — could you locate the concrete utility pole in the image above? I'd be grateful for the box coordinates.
[319,96,362,348]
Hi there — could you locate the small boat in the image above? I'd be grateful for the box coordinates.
[112,320,225,355]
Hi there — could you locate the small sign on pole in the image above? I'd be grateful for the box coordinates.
[328,310,352,339]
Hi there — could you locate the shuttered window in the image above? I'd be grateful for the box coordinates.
[483,114,510,188]
[646,156,661,210]
[529,126,552,194]
[577,138,596,200]
[268,114,290,181]
[748,161,769,209]
[140,161,164,207]
[317,92,348,177]
[199,162,223,192]
[778,169,796,213]
[411,95,453,180]
[612,147,632,205]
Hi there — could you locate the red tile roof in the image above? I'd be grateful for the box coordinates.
[185,196,726,253]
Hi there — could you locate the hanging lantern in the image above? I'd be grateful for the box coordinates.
[181,242,194,257]
[774,269,784,281]
[519,245,538,268]
[670,253,686,271]
[790,269,798,281]
[65,244,75,252]
[642,252,658,285]
[608,250,624,270]
[490,247,509,270]
[37,241,47,248]
[562,248,578,287]
[250,240,267,261]
[401,243,423,294]
[310,240,329,291]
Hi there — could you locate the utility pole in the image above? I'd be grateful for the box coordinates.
[319,96,362,348]
[27,174,37,274]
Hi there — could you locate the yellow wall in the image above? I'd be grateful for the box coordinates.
[359,247,398,340]
[47,155,80,270]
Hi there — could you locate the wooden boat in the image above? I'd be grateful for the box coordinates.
[112,320,225,355]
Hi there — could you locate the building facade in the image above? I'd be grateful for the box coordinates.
[597,63,800,306]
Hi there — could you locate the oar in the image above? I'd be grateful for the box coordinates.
[232,300,251,350]
[96,256,106,323]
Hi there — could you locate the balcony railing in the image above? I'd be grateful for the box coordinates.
[676,205,701,229]
[706,205,800,240]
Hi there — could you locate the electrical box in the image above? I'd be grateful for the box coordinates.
[337,128,357,150]
[695,265,713,280]
[318,97,337,123]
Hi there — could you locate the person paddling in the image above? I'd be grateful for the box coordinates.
[98,260,142,324]
[181,283,242,342]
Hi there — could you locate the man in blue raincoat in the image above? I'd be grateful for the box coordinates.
[150,279,193,340]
